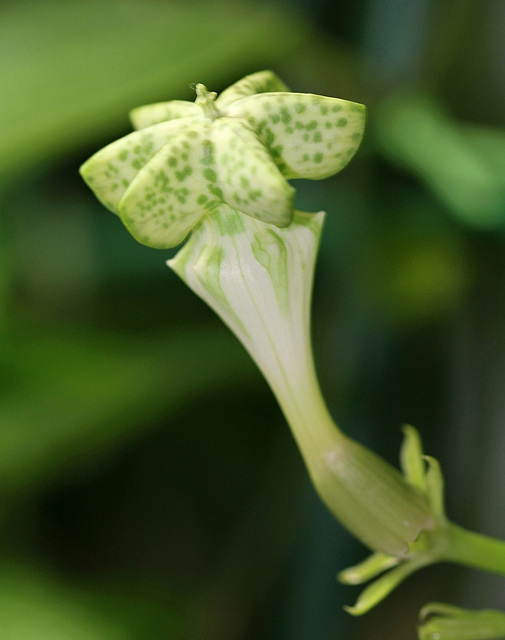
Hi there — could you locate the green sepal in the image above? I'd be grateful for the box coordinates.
[338,426,451,616]
[424,455,447,525]
[344,555,435,616]
[338,552,400,585]
[400,424,427,490]
[400,426,447,524]
[418,603,505,640]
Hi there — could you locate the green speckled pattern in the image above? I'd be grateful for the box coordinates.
[119,122,214,248]
[80,70,365,249]
[213,118,294,226]
[130,100,201,129]
[215,70,289,109]
[79,117,198,213]
[227,92,366,180]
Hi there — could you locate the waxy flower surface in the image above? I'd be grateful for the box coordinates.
[80,70,366,248]
[81,70,497,619]
[80,70,437,567]
[80,70,505,634]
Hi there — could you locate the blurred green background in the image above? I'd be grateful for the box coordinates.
[2,0,505,638]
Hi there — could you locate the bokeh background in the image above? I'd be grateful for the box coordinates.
[2,1,505,638]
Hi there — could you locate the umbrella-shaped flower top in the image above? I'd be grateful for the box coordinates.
[80,70,366,248]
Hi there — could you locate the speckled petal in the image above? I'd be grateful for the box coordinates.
[228,92,366,180]
[130,100,201,130]
[216,70,289,109]
[79,117,198,214]
[118,121,224,249]
[213,118,295,227]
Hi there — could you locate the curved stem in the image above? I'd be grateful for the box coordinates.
[444,523,505,576]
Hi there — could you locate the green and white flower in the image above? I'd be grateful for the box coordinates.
[80,70,366,248]
[82,72,505,620]
[79,68,438,586]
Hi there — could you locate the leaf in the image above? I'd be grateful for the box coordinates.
[0,0,308,175]
[0,563,182,640]
[375,91,505,228]
[0,324,255,496]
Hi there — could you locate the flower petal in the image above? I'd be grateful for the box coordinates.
[130,100,201,130]
[213,118,295,227]
[216,70,289,109]
[118,121,223,248]
[228,92,366,179]
[79,117,197,214]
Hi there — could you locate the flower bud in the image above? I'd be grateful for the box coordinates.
[418,603,505,640]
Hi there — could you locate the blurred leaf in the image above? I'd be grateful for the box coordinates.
[0,323,257,495]
[373,226,468,325]
[0,567,127,640]
[461,124,505,181]
[0,0,307,175]
[0,562,182,640]
[374,91,505,228]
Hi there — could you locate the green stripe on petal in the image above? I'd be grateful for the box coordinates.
[229,92,366,180]
[79,117,197,214]
[213,118,294,227]
[216,70,289,109]
[118,122,217,248]
[130,100,201,130]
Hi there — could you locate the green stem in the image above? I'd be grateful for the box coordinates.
[444,523,505,576]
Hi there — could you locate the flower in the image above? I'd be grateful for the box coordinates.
[79,70,366,248]
[418,603,505,640]
[81,69,437,581]
[80,73,503,621]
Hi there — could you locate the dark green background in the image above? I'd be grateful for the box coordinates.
[2,1,505,638]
